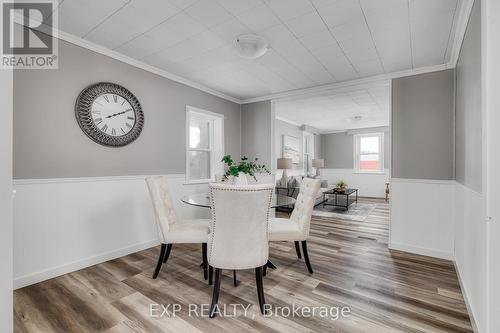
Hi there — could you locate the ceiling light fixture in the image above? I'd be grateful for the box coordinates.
[235,34,269,59]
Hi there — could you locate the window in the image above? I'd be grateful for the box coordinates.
[354,133,384,173]
[303,132,315,174]
[186,106,224,183]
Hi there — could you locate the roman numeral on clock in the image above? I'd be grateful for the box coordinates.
[125,123,132,128]
[102,124,108,133]
[111,128,116,136]
[127,116,134,120]
[103,95,110,103]
[94,118,103,125]
[113,95,118,103]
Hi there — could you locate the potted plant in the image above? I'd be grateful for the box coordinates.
[222,155,270,185]
[335,180,347,193]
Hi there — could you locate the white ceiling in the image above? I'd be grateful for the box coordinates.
[54,0,462,100]
[275,83,390,132]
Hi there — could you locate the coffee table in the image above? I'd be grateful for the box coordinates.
[322,188,358,210]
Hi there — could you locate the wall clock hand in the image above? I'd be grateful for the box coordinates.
[105,109,133,119]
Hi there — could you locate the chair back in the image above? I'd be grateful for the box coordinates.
[208,183,274,269]
[146,176,178,243]
[290,178,321,239]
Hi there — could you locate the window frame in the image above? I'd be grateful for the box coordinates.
[303,131,315,175]
[353,132,384,174]
[185,106,224,184]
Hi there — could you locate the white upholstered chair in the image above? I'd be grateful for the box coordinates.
[207,183,274,318]
[269,177,321,274]
[146,176,210,279]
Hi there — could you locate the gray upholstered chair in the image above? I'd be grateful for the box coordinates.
[268,178,321,273]
[146,176,210,280]
[207,182,274,318]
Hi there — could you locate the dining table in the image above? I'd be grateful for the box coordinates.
[181,192,296,209]
[181,192,296,272]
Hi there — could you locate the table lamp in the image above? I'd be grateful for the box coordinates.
[277,158,292,188]
[312,158,324,178]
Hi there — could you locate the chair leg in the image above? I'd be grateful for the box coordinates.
[233,270,238,287]
[209,268,222,318]
[301,241,313,274]
[162,243,172,263]
[294,241,302,259]
[152,244,166,279]
[208,265,213,285]
[255,266,266,314]
[202,243,208,280]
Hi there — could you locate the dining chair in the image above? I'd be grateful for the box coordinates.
[207,183,274,318]
[268,178,321,274]
[146,177,210,280]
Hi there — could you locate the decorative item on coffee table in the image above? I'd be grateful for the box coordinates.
[335,180,347,193]
[222,155,270,186]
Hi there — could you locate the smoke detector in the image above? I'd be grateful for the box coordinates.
[235,34,269,59]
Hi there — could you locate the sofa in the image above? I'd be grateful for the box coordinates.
[275,175,328,207]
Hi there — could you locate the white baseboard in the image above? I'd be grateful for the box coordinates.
[453,261,480,333]
[388,242,454,260]
[14,239,159,290]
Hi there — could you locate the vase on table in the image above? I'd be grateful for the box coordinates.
[232,172,248,186]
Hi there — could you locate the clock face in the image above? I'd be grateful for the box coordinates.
[75,82,144,147]
[91,94,136,137]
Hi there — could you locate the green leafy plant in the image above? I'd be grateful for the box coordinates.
[336,180,346,189]
[222,155,270,181]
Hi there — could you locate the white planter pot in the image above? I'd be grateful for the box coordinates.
[232,172,248,186]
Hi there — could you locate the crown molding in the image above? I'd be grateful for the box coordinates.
[275,116,302,127]
[447,0,475,67]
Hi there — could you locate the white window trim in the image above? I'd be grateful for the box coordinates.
[353,132,385,174]
[185,106,224,184]
[302,131,315,174]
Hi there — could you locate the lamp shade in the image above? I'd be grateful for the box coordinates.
[312,159,324,168]
[277,158,292,169]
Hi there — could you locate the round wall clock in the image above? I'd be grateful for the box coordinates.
[75,82,144,147]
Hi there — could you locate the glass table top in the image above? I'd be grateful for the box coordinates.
[181,192,296,208]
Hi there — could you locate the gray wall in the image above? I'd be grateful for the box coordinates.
[321,128,390,169]
[455,0,482,192]
[241,100,272,169]
[314,133,321,162]
[392,69,455,180]
[275,119,303,170]
[13,39,241,179]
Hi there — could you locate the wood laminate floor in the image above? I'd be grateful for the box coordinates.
[14,199,472,333]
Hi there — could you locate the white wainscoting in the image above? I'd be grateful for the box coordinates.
[454,182,485,333]
[389,178,455,260]
[320,168,390,198]
[13,174,210,289]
